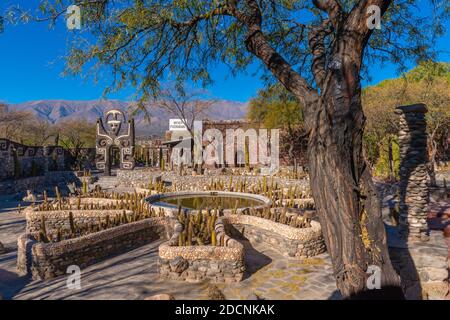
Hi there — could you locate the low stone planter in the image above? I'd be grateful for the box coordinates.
[24,196,152,234]
[158,217,245,283]
[18,217,169,280]
[25,206,134,234]
[224,214,326,258]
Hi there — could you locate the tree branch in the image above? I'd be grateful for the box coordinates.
[241,0,318,105]
[312,0,343,29]
[308,19,333,88]
[346,0,393,46]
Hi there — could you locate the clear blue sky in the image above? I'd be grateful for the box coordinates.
[0,1,448,104]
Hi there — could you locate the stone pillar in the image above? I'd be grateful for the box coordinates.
[395,104,430,241]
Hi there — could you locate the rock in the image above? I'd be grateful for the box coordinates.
[246,293,260,300]
[170,256,189,273]
[421,267,449,282]
[422,282,449,300]
[22,190,37,202]
[0,242,6,255]
[207,284,226,300]
[144,294,175,300]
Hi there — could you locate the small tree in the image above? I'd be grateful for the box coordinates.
[248,84,306,166]
[363,61,450,182]
[58,119,96,170]
[156,85,214,137]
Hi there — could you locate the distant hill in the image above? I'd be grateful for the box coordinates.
[9,99,248,136]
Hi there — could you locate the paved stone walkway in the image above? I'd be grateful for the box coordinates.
[0,194,339,300]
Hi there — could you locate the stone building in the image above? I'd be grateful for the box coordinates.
[162,119,307,170]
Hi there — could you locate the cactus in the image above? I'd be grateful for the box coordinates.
[122,211,129,224]
[233,200,238,215]
[211,229,217,246]
[178,232,185,246]
[39,215,49,243]
[68,211,76,235]
[82,179,88,195]
[56,228,62,242]
[55,186,61,201]
[187,224,193,246]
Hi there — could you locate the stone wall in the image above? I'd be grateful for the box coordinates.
[116,168,310,192]
[0,139,65,181]
[201,120,308,167]
[18,217,169,280]
[25,208,133,235]
[224,214,326,259]
[395,104,430,241]
[388,230,449,300]
[158,217,245,283]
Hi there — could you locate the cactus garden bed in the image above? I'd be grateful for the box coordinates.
[17,185,324,283]
[159,214,245,283]
[23,189,165,242]
[224,213,326,259]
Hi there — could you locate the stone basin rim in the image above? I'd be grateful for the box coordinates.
[146,191,272,211]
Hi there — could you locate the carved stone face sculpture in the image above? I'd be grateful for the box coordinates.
[105,109,125,136]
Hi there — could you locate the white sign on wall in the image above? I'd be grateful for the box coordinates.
[169,119,188,131]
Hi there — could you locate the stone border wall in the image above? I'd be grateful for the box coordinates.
[25,208,133,234]
[18,217,169,280]
[25,197,147,234]
[224,214,326,258]
[117,169,310,191]
[158,217,245,283]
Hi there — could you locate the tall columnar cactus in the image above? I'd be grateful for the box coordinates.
[211,229,217,246]
[68,211,76,235]
[39,214,49,243]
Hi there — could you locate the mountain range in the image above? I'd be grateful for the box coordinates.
[8,99,248,136]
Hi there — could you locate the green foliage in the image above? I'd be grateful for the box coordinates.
[247,84,303,130]
[363,61,450,172]
[374,137,400,180]
[406,61,450,83]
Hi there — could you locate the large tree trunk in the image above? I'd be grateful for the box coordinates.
[240,0,402,298]
[305,71,402,298]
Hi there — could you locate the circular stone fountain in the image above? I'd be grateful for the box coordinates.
[146,191,271,215]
